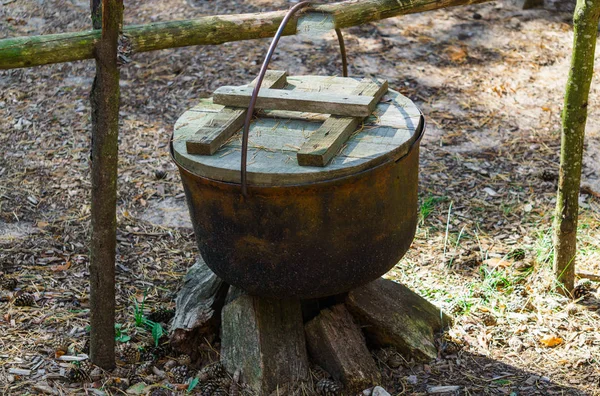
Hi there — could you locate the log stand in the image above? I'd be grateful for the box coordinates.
[170,259,452,395]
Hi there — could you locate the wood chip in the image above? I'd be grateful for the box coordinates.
[8,368,31,375]
[427,385,461,393]
[32,383,58,395]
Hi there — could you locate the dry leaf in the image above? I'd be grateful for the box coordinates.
[445,45,468,63]
[417,35,433,44]
[540,335,563,347]
[50,261,71,272]
[483,257,513,269]
[37,221,50,229]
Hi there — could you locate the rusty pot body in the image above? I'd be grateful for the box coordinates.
[174,130,423,299]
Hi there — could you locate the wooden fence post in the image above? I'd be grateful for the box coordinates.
[89,0,123,369]
[553,0,600,294]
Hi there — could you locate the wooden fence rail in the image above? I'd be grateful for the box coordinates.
[0,0,488,70]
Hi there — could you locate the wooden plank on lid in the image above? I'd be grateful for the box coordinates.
[212,85,379,117]
[297,79,388,167]
[185,70,287,155]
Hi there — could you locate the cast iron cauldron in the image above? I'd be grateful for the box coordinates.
[171,75,424,299]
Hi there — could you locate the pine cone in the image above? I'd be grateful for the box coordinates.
[447,301,463,316]
[199,380,219,396]
[79,360,93,374]
[81,338,90,354]
[168,364,189,384]
[145,374,162,384]
[52,335,70,354]
[477,312,497,326]
[439,333,463,356]
[108,376,130,391]
[0,291,11,302]
[386,353,403,369]
[149,388,172,396]
[316,378,343,395]
[67,366,90,383]
[154,169,168,180]
[513,284,528,298]
[1,277,17,291]
[147,307,175,324]
[140,348,158,362]
[149,344,169,360]
[212,388,228,396]
[198,362,225,381]
[119,344,140,364]
[136,361,153,376]
[573,279,592,299]
[508,248,526,261]
[540,169,557,182]
[14,293,35,307]
[111,366,130,378]
[177,354,191,367]
[216,375,231,390]
[128,373,145,386]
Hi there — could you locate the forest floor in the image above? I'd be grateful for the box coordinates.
[2,0,600,395]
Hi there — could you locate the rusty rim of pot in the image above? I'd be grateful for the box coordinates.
[170,112,426,190]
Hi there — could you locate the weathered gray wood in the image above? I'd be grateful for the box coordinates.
[297,79,388,166]
[186,71,288,155]
[346,278,452,361]
[212,86,378,117]
[185,107,246,155]
[297,117,360,166]
[170,258,229,357]
[305,304,381,391]
[224,285,246,305]
[173,76,422,186]
[221,294,309,395]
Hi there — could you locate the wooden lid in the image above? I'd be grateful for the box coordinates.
[172,75,422,186]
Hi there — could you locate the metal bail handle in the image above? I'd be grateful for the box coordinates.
[240,2,348,196]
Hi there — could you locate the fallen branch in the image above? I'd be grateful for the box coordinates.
[575,270,600,282]
[0,0,489,70]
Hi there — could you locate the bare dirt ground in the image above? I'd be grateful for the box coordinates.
[2,0,600,395]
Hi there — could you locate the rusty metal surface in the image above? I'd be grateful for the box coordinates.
[174,125,424,299]
[335,28,348,78]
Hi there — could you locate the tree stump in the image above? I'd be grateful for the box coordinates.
[170,258,229,358]
[347,278,452,361]
[220,290,309,394]
[305,304,381,391]
[172,270,450,395]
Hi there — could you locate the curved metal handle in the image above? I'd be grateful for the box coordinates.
[240,2,348,196]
